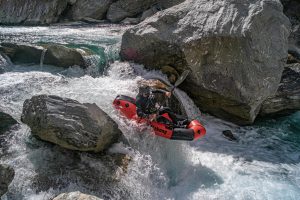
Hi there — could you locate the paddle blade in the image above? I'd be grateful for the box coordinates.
[174,70,190,87]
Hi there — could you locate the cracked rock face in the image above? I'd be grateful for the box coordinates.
[106,0,157,23]
[260,63,300,116]
[21,95,121,152]
[121,0,291,125]
[0,0,68,25]
[65,0,114,21]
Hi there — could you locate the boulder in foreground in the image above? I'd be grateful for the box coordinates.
[21,95,121,152]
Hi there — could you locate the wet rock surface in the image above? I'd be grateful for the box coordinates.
[281,0,300,56]
[43,44,87,68]
[0,164,15,197]
[21,95,122,152]
[0,43,44,64]
[121,0,291,125]
[0,54,9,74]
[260,63,300,116]
[0,43,87,68]
[0,111,17,135]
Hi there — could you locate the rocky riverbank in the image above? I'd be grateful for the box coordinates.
[0,0,184,25]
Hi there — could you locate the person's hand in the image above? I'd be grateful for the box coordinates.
[149,114,157,122]
[165,92,171,98]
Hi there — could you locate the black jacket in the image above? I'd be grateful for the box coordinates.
[136,88,167,118]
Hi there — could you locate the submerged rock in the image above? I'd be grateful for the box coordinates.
[53,191,103,200]
[0,0,68,25]
[121,0,291,125]
[106,0,157,23]
[222,130,237,141]
[0,111,17,135]
[65,0,114,21]
[21,95,122,152]
[260,63,300,116]
[0,164,15,197]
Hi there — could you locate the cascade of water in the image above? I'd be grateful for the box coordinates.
[39,48,47,70]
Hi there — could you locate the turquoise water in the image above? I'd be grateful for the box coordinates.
[0,25,300,200]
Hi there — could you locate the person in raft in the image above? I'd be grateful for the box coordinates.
[136,85,189,127]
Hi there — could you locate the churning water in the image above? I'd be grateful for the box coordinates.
[0,25,299,200]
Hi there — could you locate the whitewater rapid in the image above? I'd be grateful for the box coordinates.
[0,26,300,200]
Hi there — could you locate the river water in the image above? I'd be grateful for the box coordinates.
[0,25,299,200]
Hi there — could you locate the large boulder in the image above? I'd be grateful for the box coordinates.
[106,0,157,23]
[21,95,122,152]
[0,111,17,135]
[121,0,291,125]
[0,164,14,197]
[0,0,68,25]
[44,45,87,68]
[0,43,87,68]
[260,63,300,116]
[0,43,43,64]
[53,191,103,200]
[66,0,114,21]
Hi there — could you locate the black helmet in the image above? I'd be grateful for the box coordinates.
[139,85,151,95]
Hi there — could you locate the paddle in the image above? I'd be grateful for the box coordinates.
[150,69,190,122]
[159,69,190,109]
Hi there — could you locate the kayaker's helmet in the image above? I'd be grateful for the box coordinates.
[139,85,151,97]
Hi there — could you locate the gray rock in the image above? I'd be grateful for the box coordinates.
[0,54,9,74]
[281,0,300,53]
[0,111,17,135]
[121,17,140,25]
[222,130,237,141]
[157,0,185,9]
[0,43,87,68]
[0,164,14,197]
[44,45,87,68]
[0,0,68,25]
[106,0,157,23]
[0,43,43,64]
[53,191,103,200]
[66,0,113,21]
[81,18,108,24]
[121,0,291,125]
[21,95,122,152]
[260,63,300,116]
[140,6,160,21]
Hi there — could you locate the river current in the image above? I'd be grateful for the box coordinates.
[0,25,299,200]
